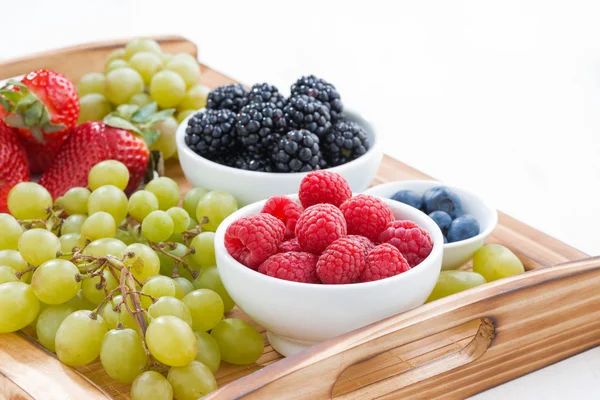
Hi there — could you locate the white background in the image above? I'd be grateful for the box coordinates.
[2,0,599,398]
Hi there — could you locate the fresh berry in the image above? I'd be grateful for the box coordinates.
[185,109,237,157]
[298,170,352,208]
[447,215,480,243]
[258,252,319,283]
[429,211,452,235]
[247,83,286,108]
[206,84,248,113]
[290,75,343,120]
[295,203,347,254]
[278,238,301,253]
[0,121,30,212]
[316,237,366,284]
[340,195,394,242]
[378,220,434,267]
[18,137,67,175]
[283,95,332,137]
[271,129,322,172]
[391,190,423,210]
[360,243,411,282]
[261,196,303,239]
[347,235,375,256]
[228,151,273,172]
[236,102,286,154]
[224,214,286,269]
[322,120,369,167]
[423,187,463,218]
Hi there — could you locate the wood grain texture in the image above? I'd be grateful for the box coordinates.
[0,36,594,400]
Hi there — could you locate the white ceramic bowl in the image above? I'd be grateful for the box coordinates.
[364,180,498,270]
[214,195,443,357]
[176,108,383,205]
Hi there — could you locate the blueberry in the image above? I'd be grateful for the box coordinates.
[447,215,480,243]
[391,190,423,210]
[423,186,463,218]
[429,211,452,235]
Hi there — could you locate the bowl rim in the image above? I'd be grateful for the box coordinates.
[214,194,444,291]
[175,107,381,179]
[364,180,498,249]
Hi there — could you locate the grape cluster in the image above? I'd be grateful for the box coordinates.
[0,160,263,399]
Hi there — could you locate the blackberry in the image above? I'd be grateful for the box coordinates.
[283,95,332,138]
[206,84,248,112]
[184,109,237,157]
[322,120,370,166]
[291,75,343,120]
[236,102,286,154]
[271,130,322,173]
[232,152,274,172]
[247,83,287,108]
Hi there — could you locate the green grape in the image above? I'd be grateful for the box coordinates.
[167,360,217,399]
[0,282,40,332]
[129,51,163,84]
[0,250,31,283]
[128,190,159,223]
[194,265,235,312]
[173,53,197,64]
[165,58,201,88]
[54,196,65,209]
[173,277,194,296]
[131,371,173,400]
[161,53,175,65]
[142,211,174,242]
[36,304,76,351]
[105,48,126,68]
[101,295,137,329]
[61,187,91,215]
[65,290,95,311]
[77,72,106,95]
[81,212,116,241]
[426,271,487,302]
[182,188,208,217]
[145,177,180,210]
[62,214,87,235]
[0,213,22,250]
[166,207,190,234]
[106,59,129,73]
[31,259,81,304]
[150,116,178,160]
[115,229,136,245]
[141,276,176,308]
[190,232,216,267]
[78,93,112,124]
[100,328,148,383]
[59,233,85,255]
[84,238,127,258]
[157,243,197,281]
[177,84,209,111]
[182,289,223,332]
[473,244,525,282]
[146,315,197,366]
[88,160,130,191]
[88,185,129,223]
[177,109,195,123]
[124,243,160,282]
[194,331,221,373]
[196,191,238,232]
[55,310,107,366]
[18,229,60,266]
[128,93,151,108]
[148,296,193,326]
[211,318,263,365]
[7,182,52,220]
[82,269,119,305]
[173,280,185,299]
[105,67,144,105]
[0,266,18,284]
[150,70,186,108]
[125,38,162,60]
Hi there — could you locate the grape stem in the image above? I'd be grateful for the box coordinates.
[182,216,208,247]
[149,242,199,279]
[15,265,36,280]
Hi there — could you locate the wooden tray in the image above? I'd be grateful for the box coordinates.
[0,36,598,400]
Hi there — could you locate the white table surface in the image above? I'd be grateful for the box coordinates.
[2,0,599,398]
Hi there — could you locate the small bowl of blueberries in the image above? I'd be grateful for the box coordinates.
[364,180,498,270]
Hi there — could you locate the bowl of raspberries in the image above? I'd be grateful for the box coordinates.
[176,76,382,205]
[365,180,498,270]
[213,171,443,356]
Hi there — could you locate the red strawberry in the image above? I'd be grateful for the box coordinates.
[19,136,68,174]
[0,121,30,212]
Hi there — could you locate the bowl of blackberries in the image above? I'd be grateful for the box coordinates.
[365,180,498,270]
[176,76,382,205]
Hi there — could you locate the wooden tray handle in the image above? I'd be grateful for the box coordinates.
[207,257,600,399]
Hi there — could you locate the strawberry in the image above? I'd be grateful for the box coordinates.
[0,121,30,212]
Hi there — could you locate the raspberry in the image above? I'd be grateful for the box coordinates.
[261,196,303,239]
[298,170,352,208]
[378,220,433,267]
[278,238,301,253]
[347,235,375,256]
[360,243,411,282]
[340,194,394,242]
[224,214,286,270]
[316,237,366,284]
[258,252,319,283]
[295,204,347,254]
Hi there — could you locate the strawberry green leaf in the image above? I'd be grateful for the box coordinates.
[132,102,158,124]
[0,96,12,113]
[24,102,43,127]
[41,121,66,134]
[0,90,23,110]
[29,127,45,143]
[4,113,26,129]
[115,104,140,121]
[103,116,143,135]
[146,109,175,126]
[142,129,161,147]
